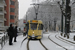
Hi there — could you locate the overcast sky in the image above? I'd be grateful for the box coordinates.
[18,0,46,19]
[17,0,46,19]
[18,0,32,19]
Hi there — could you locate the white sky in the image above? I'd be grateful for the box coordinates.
[18,0,32,19]
[18,0,72,19]
[18,0,46,19]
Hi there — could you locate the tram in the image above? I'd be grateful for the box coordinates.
[27,20,43,40]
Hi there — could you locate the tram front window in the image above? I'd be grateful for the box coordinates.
[30,23,37,30]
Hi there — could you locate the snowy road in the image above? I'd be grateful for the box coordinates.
[49,34,75,50]
[2,32,75,50]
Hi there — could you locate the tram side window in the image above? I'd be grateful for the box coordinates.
[38,24,43,30]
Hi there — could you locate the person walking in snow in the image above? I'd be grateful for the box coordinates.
[7,24,14,45]
[14,26,18,42]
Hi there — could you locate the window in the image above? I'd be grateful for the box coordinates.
[0,7,3,12]
[15,16,16,18]
[10,0,15,5]
[10,23,14,25]
[0,22,3,26]
[10,8,15,12]
[10,15,14,19]
[38,24,43,30]
[0,15,3,19]
[30,23,38,30]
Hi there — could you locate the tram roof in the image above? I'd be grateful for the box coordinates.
[28,20,43,23]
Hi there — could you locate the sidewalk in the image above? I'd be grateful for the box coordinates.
[58,32,75,43]
[2,35,26,50]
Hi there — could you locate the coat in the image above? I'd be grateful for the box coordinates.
[14,26,18,37]
[7,24,14,37]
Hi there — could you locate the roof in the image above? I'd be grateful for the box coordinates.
[28,20,43,24]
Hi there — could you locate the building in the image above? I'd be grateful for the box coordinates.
[10,0,15,25]
[0,0,19,31]
[14,0,19,26]
[10,0,19,26]
[0,0,7,31]
[4,0,10,26]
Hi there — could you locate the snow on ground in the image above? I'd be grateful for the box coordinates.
[2,35,26,50]
[1,32,75,50]
[50,33,75,50]
[41,33,65,50]
[58,32,75,43]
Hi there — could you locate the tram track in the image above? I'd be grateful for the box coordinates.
[55,34,75,46]
[39,40,48,50]
[48,35,68,50]
[27,40,30,50]
[58,36,75,44]
[26,40,48,50]
[20,37,27,47]
[20,36,48,50]
[21,34,72,50]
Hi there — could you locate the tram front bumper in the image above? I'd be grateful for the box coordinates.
[28,35,42,39]
[28,35,38,39]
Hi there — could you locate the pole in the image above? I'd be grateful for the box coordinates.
[36,13,38,20]
[49,21,50,31]
[34,4,39,20]
[54,19,56,31]
[54,21,56,31]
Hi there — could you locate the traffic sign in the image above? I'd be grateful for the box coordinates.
[23,20,26,23]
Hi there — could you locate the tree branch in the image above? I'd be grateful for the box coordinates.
[57,2,66,17]
[72,2,75,5]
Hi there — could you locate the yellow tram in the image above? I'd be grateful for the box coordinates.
[27,20,43,40]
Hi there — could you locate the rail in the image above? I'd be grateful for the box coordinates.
[0,32,8,50]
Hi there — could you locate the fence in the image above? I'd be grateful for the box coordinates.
[0,32,8,50]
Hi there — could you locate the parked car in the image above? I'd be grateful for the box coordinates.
[0,32,5,37]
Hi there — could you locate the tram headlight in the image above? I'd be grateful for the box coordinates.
[33,31,34,33]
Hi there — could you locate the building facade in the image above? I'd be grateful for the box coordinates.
[4,0,10,26]
[0,0,19,31]
[10,0,19,26]
[14,0,19,26]
[10,0,15,25]
[0,0,7,30]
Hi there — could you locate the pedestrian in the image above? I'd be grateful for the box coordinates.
[14,26,18,42]
[19,28,21,31]
[7,24,14,45]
